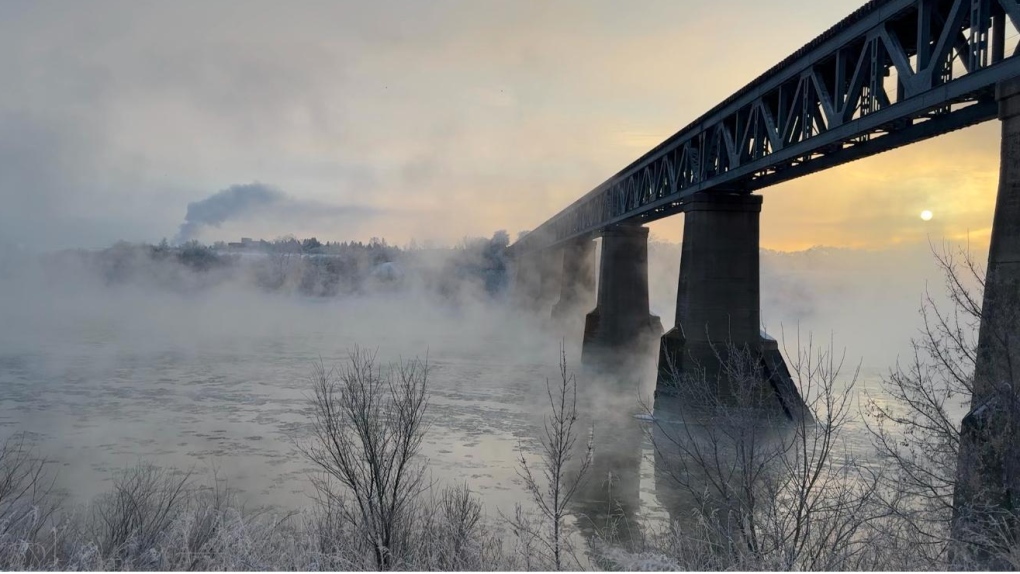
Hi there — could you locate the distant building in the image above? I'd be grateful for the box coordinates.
[227,237,255,250]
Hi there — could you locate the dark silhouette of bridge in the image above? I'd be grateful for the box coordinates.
[510,0,1020,563]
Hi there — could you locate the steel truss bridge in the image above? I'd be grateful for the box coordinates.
[512,0,1020,254]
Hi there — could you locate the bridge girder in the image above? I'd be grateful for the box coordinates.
[512,0,1020,255]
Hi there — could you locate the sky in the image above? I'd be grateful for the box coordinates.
[0,0,1005,252]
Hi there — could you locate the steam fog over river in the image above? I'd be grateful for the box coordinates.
[0,288,588,513]
[0,238,979,524]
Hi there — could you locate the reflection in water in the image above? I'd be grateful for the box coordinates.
[569,339,660,550]
[518,323,883,569]
[647,359,875,571]
[572,393,644,546]
[650,393,800,540]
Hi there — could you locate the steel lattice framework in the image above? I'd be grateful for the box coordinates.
[512,0,1020,254]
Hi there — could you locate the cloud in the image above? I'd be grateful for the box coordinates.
[175,182,379,243]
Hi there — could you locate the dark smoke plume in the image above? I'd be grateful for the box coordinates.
[175,182,378,243]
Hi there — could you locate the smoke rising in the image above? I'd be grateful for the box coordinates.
[175,182,379,244]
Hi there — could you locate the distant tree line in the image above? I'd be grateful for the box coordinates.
[54,232,511,302]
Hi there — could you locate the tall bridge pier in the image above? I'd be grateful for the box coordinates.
[580,225,662,366]
[971,77,1020,404]
[657,193,804,416]
[952,78,1020,566]
[551,237,596,323]
[512,247,562,314]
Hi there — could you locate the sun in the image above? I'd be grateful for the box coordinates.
[920,210,934,221]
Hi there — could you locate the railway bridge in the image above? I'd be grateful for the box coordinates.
[513,0,1020,399]
[511,0,1020,557]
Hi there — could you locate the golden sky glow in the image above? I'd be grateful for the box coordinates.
[0,0,1004,253]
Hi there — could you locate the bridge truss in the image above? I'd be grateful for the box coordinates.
[513,0,1020,254]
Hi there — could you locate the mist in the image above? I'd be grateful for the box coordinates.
[0,233,977,493]
[0,236,566,509]
[0,0,1010,566]
[645,238,976,375]
[0,221,989,574]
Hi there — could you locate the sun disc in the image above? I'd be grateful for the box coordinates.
[920,210,933,221]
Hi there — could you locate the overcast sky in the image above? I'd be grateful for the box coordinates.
[0,0,1003,251]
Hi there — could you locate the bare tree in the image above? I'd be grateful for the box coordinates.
[0,434,58,569]
[864,241,1020,568]
[509,343,593,571]
[86,464,193,569]
[865,245,977,516]
[434,483,484,568]
[0,449,501,570]
[300,347,431,570]
[401,483,504,571]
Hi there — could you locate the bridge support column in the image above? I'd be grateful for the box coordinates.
[581,225,662,366]
[952,78,1020,568]
[656,193,804,417]
[512,248,562,313]
[551,238,596,322]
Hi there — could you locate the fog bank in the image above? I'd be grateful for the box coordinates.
[646,238,982,373]
[0,235,982,510]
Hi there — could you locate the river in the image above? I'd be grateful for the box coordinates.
[0,277,958,538]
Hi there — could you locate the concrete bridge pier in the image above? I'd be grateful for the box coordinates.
[512,247,562,314]
[551,238,596,323]
[951,77,1020,567]
[656,193,805,418]
[581,225,662,367]
[537,248,563,314]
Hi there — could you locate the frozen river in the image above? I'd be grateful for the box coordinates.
[0,276,969,534]
[0,287,666,518]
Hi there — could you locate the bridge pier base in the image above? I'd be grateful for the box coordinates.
[581,225,662,368]
[551,238,596,323]
[951,77,1020,568]
[656,193,805,418]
